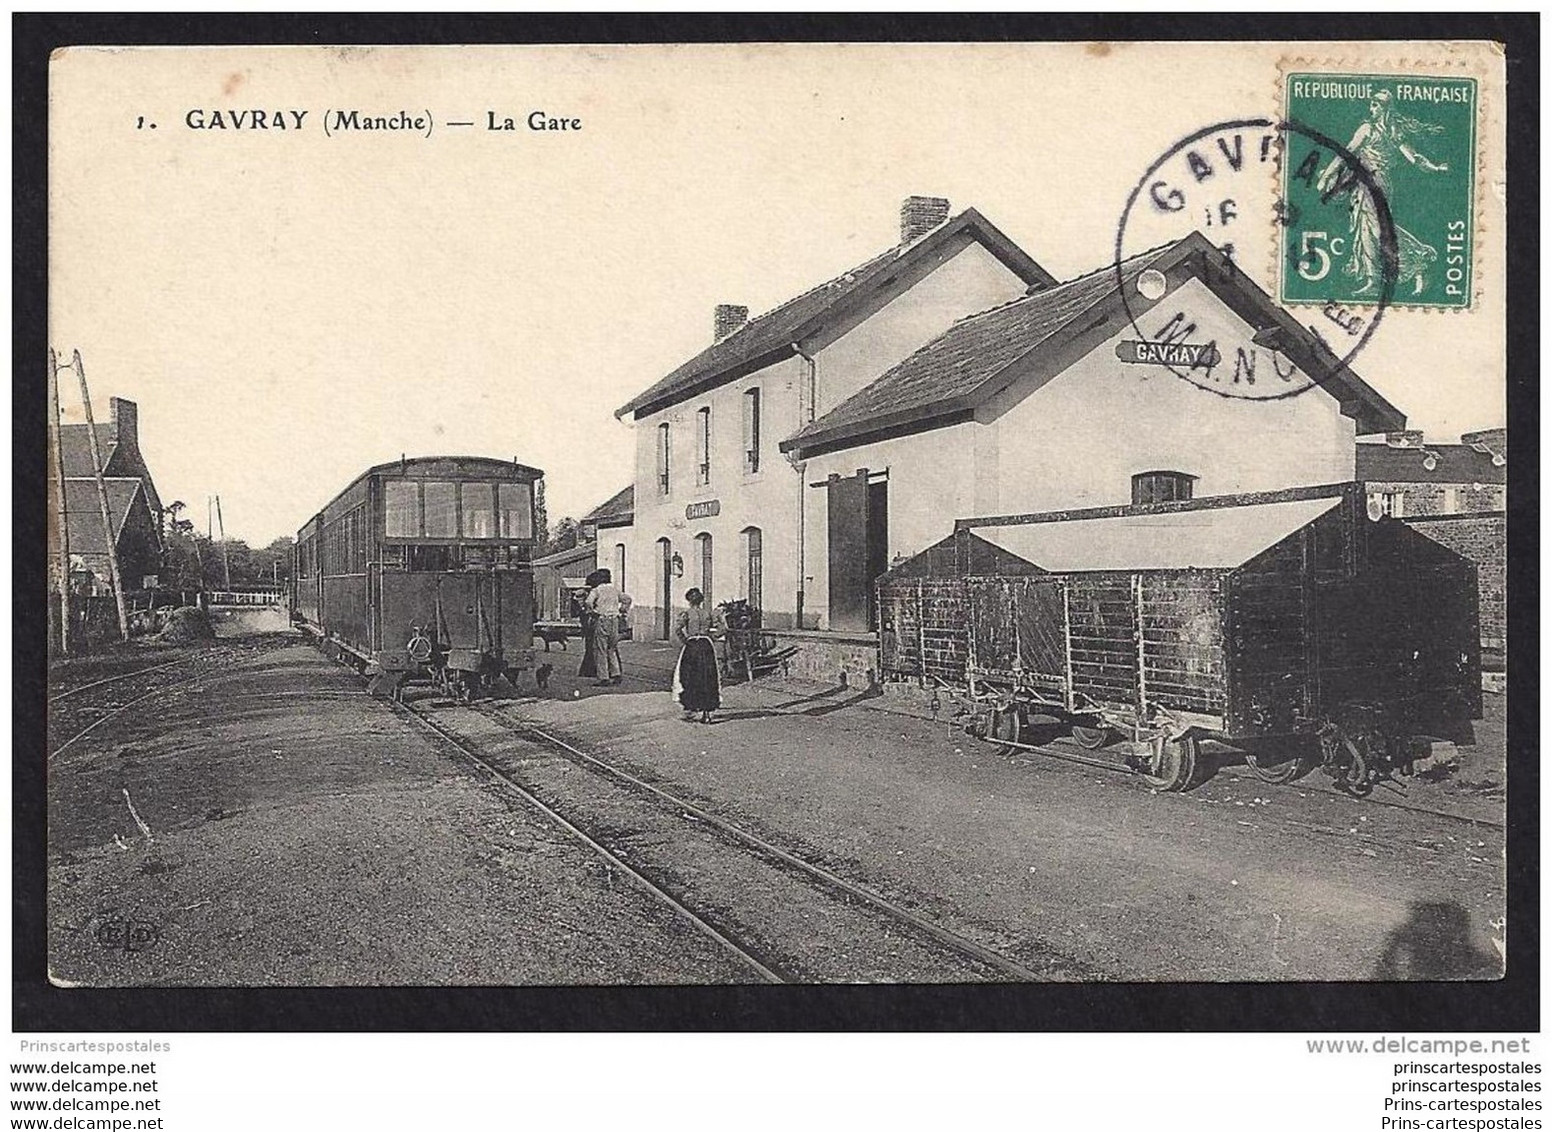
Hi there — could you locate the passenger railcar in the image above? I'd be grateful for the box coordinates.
[292,456,542,700]
[877,483,1481,794]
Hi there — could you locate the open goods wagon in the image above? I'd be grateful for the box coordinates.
[293,456,542,701]
[876,483,1481,794]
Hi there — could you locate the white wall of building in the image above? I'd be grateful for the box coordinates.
[813,241,1029,417]
[798,282,1359,628]
[622,353,808,636]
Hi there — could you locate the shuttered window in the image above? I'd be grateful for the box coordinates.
[696,407,712,486]
[742,388,761,474]
[657,423,671,495]
[1132,471,1196,505]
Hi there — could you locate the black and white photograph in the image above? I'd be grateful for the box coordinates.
[34,36,1517,1001]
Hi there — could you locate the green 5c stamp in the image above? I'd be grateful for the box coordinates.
[1282,72,1476,309]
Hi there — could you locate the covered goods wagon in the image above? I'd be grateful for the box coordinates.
[876,483,1480,793]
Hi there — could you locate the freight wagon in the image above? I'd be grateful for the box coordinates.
[293,456,542,700]
[876,483,1481,794]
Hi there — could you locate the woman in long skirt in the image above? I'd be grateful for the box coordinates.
[671,588,723,723]
[577,569,604,679]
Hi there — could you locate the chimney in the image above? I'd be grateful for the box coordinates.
[900,195,950,243]
[1384,430,1424,449]
[714,304,749,342]
[109,397,138,447]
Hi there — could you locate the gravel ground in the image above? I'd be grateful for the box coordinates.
[516,639,1507,982]
[47,633,1507,985]
[48,639,750,986]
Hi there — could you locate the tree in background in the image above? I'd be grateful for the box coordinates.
[533,478,549,551]
[546,516,582,554]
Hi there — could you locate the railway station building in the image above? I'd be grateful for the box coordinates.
[612,197,1406,677]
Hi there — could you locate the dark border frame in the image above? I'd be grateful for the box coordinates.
[14,12,1538,1033]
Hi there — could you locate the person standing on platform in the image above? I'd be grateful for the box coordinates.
[585,568,630,686]
[672,587,724,723]
[576,569,603,680]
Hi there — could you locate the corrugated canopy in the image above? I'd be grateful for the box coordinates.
[973,496,1342,572]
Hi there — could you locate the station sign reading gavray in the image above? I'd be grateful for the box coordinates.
[1115,340,1221,367]
[686,499,721,521]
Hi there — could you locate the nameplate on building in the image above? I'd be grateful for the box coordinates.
[1115,340,1220,368]
[685,500,721,521]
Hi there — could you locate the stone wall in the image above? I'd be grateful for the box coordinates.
[1406,512,1506,652]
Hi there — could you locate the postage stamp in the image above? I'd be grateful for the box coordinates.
[1280,72,1477,309]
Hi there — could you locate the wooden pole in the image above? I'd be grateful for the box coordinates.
[47,349,73,655]
[215,494,231,589]
[72,350,130,641]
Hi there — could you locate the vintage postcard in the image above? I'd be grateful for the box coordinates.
[44,41,1509,990]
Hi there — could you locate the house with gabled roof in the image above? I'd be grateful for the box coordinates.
[54,397,165,592]
[612,200,1406,651]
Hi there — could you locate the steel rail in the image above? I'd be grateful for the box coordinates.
[987,733,1506,832]
[394,700,786,985]
[478,704,1044,982]
[48,674,211,761]
[50,659,186,702]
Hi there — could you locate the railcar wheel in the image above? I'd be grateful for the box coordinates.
[1141,735,1200,792]
[1070,724,1115,750]
[1244,750,1311,785]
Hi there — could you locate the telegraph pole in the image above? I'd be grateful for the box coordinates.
[71,351,129,642]
[47,349,73,655]
[215,495,232,590]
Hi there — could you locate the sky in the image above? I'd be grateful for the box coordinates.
[49,43,1506,546]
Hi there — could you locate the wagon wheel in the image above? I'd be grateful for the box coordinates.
[1244,748,1314,785]
[989,708,1024,754]
[1141,734,1201,792]
[1070,724,1115,750]
[453,675,474,705]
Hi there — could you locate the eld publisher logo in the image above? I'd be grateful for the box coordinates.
[95,919,159,953]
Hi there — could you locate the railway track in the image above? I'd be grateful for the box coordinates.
[47,639,293,762]
[544,656,1504,832]
[396,695,1071,983]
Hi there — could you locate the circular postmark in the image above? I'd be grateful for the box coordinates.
[1112,117,1397,402]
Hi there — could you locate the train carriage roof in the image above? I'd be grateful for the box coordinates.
[297,455,545,536]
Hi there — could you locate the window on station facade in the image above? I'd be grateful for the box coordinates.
[742,526,762,612]
[1132,471,1197,505]
[657,423,671,495]
[385,481,420,538]
[614,543,626,592]
[743,388,761,475]
[696,407,712,486]
[695,533,713,604]
[463,483,496,538]
[498,482,533,539]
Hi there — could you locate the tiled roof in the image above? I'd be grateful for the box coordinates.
[62,477,142,556]
[1357,443,1507,485]
[783,243,1179,451]
[583,484,634,526]
[782,232,1405,455]
[58,424,120,478]
[615,208,1054,419]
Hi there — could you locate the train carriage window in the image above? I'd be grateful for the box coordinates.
[385,481,420,538]
[462,483,496,538]
[424,482,458,539]
[498,482,533,540]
